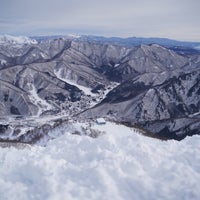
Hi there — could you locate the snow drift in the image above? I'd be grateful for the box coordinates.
[0,122,199,200]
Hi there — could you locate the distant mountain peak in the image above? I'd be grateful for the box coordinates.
[0,35,38,45]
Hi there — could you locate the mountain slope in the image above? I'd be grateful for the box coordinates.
[81,70,200,140]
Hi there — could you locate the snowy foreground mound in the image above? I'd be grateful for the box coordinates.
[0,122,200,200]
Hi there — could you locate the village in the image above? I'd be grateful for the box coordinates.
[0,81,119,142]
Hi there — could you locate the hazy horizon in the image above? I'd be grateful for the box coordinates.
[1,0,200,42]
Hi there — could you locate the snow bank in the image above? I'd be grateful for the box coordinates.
[0,122,200,200]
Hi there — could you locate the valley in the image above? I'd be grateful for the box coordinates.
[0,35,200,143]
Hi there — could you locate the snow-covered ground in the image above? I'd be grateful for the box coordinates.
[54,68,96,96]
[28,84,53,116]
[0,122,200,200]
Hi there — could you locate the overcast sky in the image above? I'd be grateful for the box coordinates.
[0,0,200,41]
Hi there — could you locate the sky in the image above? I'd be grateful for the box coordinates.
[0,0,200,41]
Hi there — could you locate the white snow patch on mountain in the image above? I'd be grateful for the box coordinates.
[0,59,7,65]
[0,35,37,45]
[0,122,200,200]
[67,34,81,38]
[28,84,53,116]
[39,52,46,58]
[54,68,96,96]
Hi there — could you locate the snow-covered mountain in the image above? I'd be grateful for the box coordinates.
[0,35,199,141]
[0,35,37,45]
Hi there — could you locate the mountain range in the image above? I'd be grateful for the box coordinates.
[0,34,199,142]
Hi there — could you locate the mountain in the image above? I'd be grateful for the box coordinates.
[80,35,200,48]
[0,35,37,45]
[0,34,199,142]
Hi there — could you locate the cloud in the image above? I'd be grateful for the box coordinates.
[0,0,200,41]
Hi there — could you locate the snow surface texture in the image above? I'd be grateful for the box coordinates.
[0,122,200,200]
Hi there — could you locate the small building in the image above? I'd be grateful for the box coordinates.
[96,118,106,125]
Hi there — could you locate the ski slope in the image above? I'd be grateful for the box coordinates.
[0,122,200,200]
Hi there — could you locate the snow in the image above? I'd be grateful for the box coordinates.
[65,79,96,96]
[40,52,46,58]
[0,122,200,200]
[67,34,81,38]
[189,111,200,117]
[28,84,53,116]
[0,59,7,65]
[0,35,37,45]
[54,68,96,96]
[141,44,151,55]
